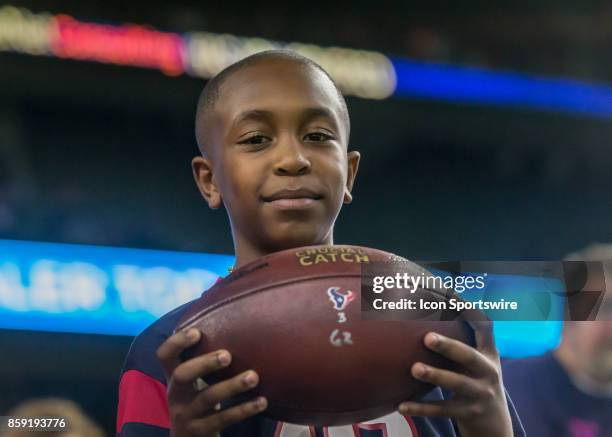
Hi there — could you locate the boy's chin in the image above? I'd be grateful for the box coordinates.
[262,226,331,252]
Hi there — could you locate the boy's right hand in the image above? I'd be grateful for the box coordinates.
[157,328,268,437]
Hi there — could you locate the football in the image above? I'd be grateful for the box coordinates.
[176,245,475,426]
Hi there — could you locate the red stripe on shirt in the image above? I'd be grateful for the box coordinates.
[117,369,170,433]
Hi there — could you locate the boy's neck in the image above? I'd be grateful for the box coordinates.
[232,230,334,269]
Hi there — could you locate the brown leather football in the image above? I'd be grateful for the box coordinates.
[176,245,474,426]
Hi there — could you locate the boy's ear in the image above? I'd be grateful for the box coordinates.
[343,150,361,204]
[192,156,222,209]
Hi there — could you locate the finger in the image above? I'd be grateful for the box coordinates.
[172,349,232,387]
[189,370,260,415]
[157,328,202,378]
[398,399,464,418]
[411,362,483,397]
[423,332,496,376]
[194,397,268,434]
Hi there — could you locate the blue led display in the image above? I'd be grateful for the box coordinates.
[391,58,612,118]
[0,239,234,336]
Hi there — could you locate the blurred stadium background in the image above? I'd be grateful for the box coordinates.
[1,0,612,434]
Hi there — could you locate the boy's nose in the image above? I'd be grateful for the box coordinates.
[273,139,312,176]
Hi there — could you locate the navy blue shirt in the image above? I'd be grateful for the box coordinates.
[117,298,525,437]
[503,352,612,437]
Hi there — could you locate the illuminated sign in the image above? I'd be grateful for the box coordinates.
[52,14,185,75]
[2,4,612,116]
[0,5,53,55]
[185,34,396,99]
[0,5,396,99]
[0,239,234,336]
[393,59,612,118]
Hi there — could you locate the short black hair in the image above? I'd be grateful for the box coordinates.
[195,49,350,156]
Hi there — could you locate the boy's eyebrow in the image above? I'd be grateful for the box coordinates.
[231,107,339,130]
[301,107,340,129]
[231,109,274,130]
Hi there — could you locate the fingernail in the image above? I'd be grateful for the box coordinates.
[253,397,267,410]
[398,402,412,414]
[414,363,427,378]
[217,351,230,366]
[187,329,199,341]
[244,372,258,387]
[427,333,439,347]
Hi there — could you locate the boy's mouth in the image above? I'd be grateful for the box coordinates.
[262,188,323,210]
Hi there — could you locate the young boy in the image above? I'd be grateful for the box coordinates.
[116,49,525,437]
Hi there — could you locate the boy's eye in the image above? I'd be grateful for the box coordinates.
[305,132,334,142]
[238,135,269,145]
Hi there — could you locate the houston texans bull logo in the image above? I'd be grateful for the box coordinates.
[327,287,355,311]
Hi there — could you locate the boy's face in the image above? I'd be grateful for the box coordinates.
[193,59,360,254]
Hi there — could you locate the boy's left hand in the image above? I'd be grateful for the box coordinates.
[398,321,514,437]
